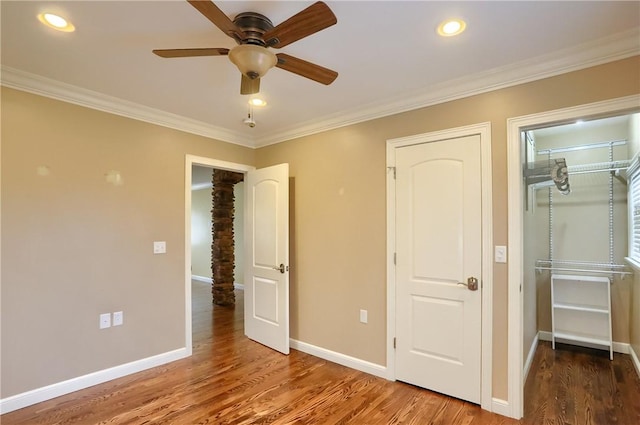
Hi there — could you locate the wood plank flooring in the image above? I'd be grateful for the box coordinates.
[2,281,638,424]
[523,340,640,425]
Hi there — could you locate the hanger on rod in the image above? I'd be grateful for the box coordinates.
[524,158,570,195]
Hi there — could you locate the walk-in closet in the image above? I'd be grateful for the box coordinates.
[523,114,640,357]
[522,112,640,412]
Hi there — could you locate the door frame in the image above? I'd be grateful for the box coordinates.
[506,94,640,419]
[184,154,255,355]
[386,122,493,412]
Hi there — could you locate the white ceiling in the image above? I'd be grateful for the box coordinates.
[2,1,639,148]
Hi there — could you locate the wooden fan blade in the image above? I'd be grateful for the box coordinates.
[276,53,338,85]
[153,48,229,58]
[240,75,260,95]
[263,2,336,48]
[187,0,244,41]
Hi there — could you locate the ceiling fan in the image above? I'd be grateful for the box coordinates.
[153,0,338,95]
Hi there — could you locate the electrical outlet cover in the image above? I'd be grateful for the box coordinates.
[113,311,123,326]
[99,313,111,329]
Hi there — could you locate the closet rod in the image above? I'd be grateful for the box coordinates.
[535,259,632,276]
[534,266,631,276]
[537,259,629,268]
[568,160,631,175]
[537,139,626,155]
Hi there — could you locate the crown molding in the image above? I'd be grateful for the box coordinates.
[2,28,638,149]
[254,28,640,148]
[0,66,254,148]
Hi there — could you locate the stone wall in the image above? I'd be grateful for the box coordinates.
[211,170,244,306]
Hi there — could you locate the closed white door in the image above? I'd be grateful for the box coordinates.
[244,164,290,354]
[395,135,482,403]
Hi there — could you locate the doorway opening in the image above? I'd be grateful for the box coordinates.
[506,94,640,419]
[191,165,244,306]
[184,156,254,355]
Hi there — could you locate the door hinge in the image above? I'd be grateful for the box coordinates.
[387,166,396,179]
[520,284,522,293]
[393,337,396,349]
[393,252,396,265]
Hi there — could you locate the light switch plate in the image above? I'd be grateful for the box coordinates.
[153,241,166,254]
[495,245,507,263]
[360,309,368,324]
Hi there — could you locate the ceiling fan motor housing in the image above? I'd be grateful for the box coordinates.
[233,12,274,46]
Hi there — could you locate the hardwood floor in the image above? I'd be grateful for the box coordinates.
[523,340,640,425]
[2,281,638,424]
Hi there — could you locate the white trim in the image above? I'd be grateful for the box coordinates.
[0,348,188,414]
[1,66,252,148]
[630,345,640,378]
[537,331,630,354]
[192,275,211,283]
[192,276,244,291]
[624,256,640,272]
[491,398,511,418]
[386,122,493,411]
[289,339,387,379]
[3,29,638,149]
[506,94,640,419]
[523,333,539,382]
[184,155,254,360]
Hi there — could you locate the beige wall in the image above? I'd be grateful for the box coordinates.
[0,87,255,397]
[191,188,213,278]
[1,56,639,403]
[256,56,640,399]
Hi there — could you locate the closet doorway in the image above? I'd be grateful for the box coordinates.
[522,114,635,367]
[507,96,640,419]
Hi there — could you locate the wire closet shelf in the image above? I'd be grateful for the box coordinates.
[535,259,632,278]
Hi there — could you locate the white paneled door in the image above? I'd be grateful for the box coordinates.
[245,164,290,354]
[395,135,482,403]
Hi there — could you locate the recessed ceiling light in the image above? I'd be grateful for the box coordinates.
[38,12,75,32]
[437,19,466,37]
[249,98,267,107]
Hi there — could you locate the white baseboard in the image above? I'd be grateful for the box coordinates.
[0,348,189,415]
[191,274,211,283]
[289,339,387,379]
[523,333,539,381]
[630,344,640,378]
[538,331,630,354]
[491,398,511,417]
[191,275,244,290]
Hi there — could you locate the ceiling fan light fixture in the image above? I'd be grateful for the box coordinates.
[229,45,277,79]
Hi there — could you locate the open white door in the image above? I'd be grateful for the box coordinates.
[244,163,290,354]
